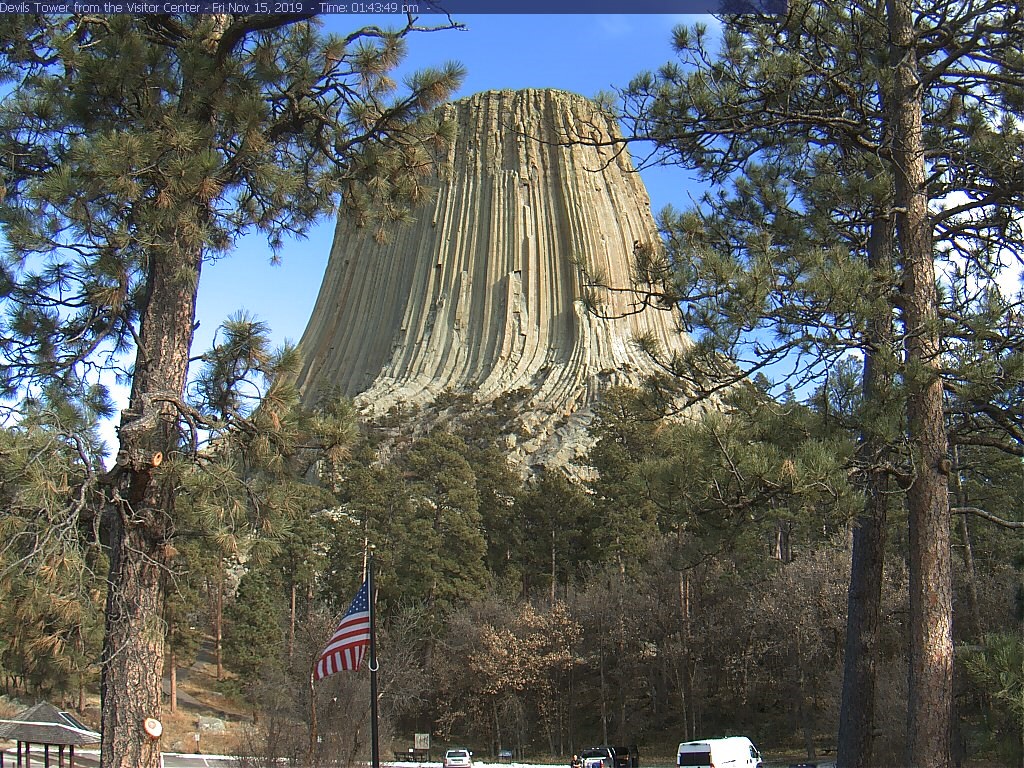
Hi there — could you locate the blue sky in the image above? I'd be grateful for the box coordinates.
[193,13,708,357]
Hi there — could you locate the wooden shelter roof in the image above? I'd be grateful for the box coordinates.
[0,702,100,746]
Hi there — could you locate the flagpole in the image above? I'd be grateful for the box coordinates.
[308,670,318,764]
[310,552,375,768]
[368,547,380,768]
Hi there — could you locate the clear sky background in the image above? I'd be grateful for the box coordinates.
[192,13,708,357]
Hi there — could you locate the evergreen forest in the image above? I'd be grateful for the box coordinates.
[1,4,1023,768]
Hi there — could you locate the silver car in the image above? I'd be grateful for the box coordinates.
[443,749,472,768]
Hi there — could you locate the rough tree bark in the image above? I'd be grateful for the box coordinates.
[169,642,178,715]
[887,0,954,763]
[101,243,202,768]
[837,216,896,768]
[837,483,888,766]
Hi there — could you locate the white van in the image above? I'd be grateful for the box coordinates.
[677,736,763,768]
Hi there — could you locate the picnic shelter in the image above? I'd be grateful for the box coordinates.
[0,701,100,767]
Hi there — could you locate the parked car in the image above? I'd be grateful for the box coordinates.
[581,746,615,768]
[444,749,472,768]
[580,745,639,768]
[613,745,639,768]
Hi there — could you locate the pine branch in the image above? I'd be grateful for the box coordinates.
[952,506,1024,529]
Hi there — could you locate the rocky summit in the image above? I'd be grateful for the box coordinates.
[294,88,699,473]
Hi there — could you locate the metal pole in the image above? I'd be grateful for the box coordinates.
[308,671,318,766]
[368,550,380,768]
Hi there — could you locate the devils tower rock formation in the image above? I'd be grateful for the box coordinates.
[295,88,695,471]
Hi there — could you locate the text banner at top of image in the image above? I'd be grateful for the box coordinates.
[0,0,787,15]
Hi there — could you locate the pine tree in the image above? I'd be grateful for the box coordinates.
[0,389,108,702]
[0,15,463,767]
[617,1,1023,763]
[162,536,208,715]
[516,472,595,601]
[402,431,491,609]
[224,566,287,684]
[960,633,1024,766]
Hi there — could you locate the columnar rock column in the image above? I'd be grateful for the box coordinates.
[295,88,694,470]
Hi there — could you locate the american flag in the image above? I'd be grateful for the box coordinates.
[314,581,371,681]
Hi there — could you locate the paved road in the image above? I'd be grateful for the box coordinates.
[161,755,240,768]
[3,756,840,768]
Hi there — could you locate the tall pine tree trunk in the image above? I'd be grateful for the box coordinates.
[289,581,297,658]
[838,491,888,766]
[169,641,177,715]
[551,529,557,606]
[599,616,609,746]
[888,1,954,763]
[216,569,225,680]
[837,216,896,767]
[678,567,693,741]
[101,243,202,768]
[952,447,982,637]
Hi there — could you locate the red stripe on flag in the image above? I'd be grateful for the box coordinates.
[314,581,371,681]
